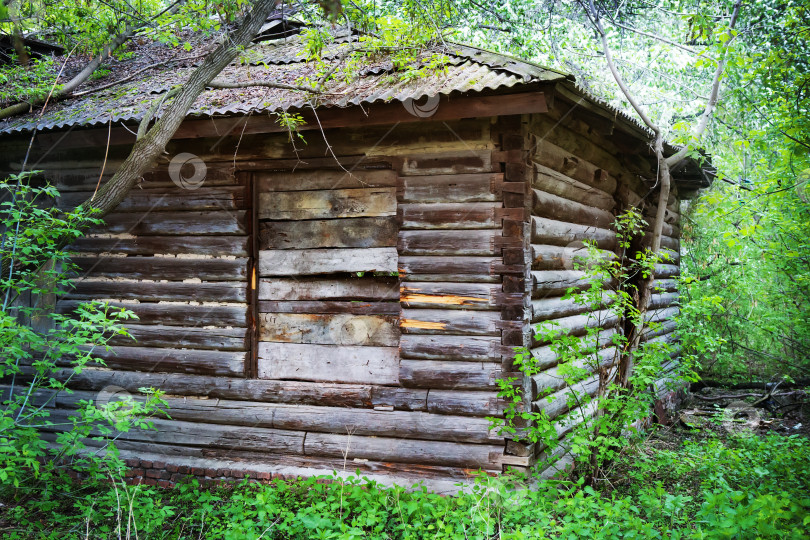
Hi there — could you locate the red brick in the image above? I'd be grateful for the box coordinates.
[204,468,217,478]
[220,469,232,478]
[166,464,179,473]
[141,460,153,468]
[141,478,158,486]
[170,473,182,482]
[157,480,173,489]
[178,465,190,474]
[257,472,272,481]
[128,468,145,478]
[145,469,162,479]
[191,467,206,476]
[125,458,140,467]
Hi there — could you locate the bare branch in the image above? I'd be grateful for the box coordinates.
[609,19,716,62]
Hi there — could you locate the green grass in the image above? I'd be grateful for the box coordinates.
[1,432,808,539]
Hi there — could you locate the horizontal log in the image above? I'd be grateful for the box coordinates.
[531,244,615,271]
[646,306,680,324]
[259,216,397,250]
[531,216,617,250]
[258,301,400,315]
[69,235,248,257]
[426,390,505,417]
[399,173,502,203]
[67,347,246,376]
[532,373,601,422]
[399,202,500,229]
[531,270,590,297]
[58,186,246,213]
[400,334,504,362]
[398,256,503,278]
[55,367,373,408]
[258,342,399,385]
[44,410,305,454]
[532,347,618,396]
[532,189,615,229]
[260,313,399,346]
[255,168,397,191]
[642,323,677,343]
[649,292,679,310]
[108,325,248,351]
[531,293,613,323]
[532,138,618,195]
[398,150,496,176]
[304,432,504,469]
[64,280,247,303]
[530,329,618,373]
[652,279,679,292]
[533,164,615,210]
[258,188,396,220]
[258,277,399,301]
[56,300,248,327]
[400,309,502,336]
[400,281,500,310]
[398,229,501,256]
[70,256,248,281]
[654,264,680,278]
[53,389,496,444]
[371,387,428,411]
[92,211,247,236]
[259,247,398,276]
[532,309,620,346]
[400,360,504,390]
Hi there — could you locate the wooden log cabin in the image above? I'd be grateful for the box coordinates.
[0,30,710,491]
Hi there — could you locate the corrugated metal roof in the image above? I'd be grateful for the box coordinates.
[0,32,572,136]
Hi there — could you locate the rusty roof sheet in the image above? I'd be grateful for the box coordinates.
[0,33,574,136]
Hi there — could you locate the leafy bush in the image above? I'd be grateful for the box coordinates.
[0,173,164,493]
[2,432,807,539]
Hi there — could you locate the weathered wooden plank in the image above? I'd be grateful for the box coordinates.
[400,334,503,361]
[400,309,501,336]
[64,280,247,302]
[304,432,504,469]
[400,173,502,203]
[70,346,246,376]
[426,390,505,417]
[258,188,396,220]
[256,169,397,191]
[531,244,615,271]
[258,277,399,301]
[58,186,246,212]
[533,164,615,210]
[108,325,248,351]
[371,387,428,411]
[398,229,500,256]
[532,189,615,229]
[57,300,248,327]
[258,342,399,385]
[44,410,305,454]
[399,202,500,229]
[400,281,499,310]
[260,313,399,346]
[531,216,617,251]
[398,151,496,176]
[532,373,601,422]
[398,256,502,278]
[272,405,498,444]
[54,389,496,444]
[58,367,373,408]
[259,247,398,276]
[259,217,397,250]
[258,301,400,315]
[91,211,247,236]
[69,235,248,257]
[400,360,504,390]
[70,256,248,281]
